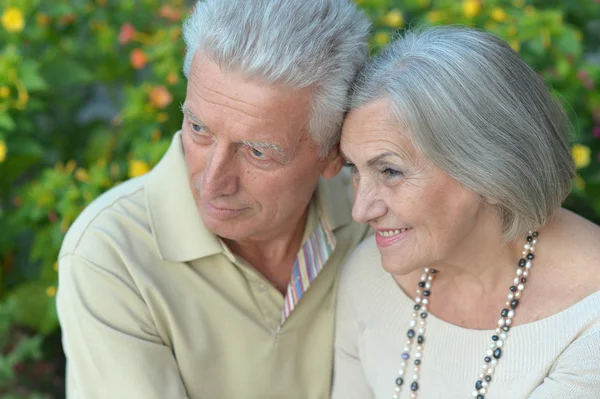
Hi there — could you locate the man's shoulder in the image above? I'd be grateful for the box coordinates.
[59,175,150,259]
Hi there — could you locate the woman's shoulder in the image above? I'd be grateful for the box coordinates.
[338,235,390,295]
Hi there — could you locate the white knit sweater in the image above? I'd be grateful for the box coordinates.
[332,236,600,399]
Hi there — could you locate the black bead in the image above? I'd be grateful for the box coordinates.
[420,312,428,319]
[518,258,526,267]
[414,304,421,311]
[510,285,517,292]
[430,269,437,274]
[407,329,415,339]
[418,281,425,288]
[396,377,404,386]
[484,356,491,363]
[492,335,499,341]
[527,253,534,260]
[493,347,502,359]
[477,395,485,399]
[521,277,527,284]
[417,336,424,344]
[476,380,483,390]
[533,231,538,237]
[411,382,419,391]
[485,375,492,382]
[526,235,533,242]
[503,325,510,332]
[511,299,519,309]
[501,309,508,317]
[414,359,421,365]
[423,290,431,297]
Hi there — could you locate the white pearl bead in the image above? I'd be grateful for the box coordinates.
[398,370,404,375]
[422,299,429,305]
[427,275,433,281]
[517,268,523,276]
[410,394,417,399]
[421,275,426,281]
[412,374,418,380]
[491,359,498,366]
[522,251,527,256]
[482,364,488,370]
[410,320,416,327]
[505,318,512,325]
[523,270,529,277]
[505,301,510,307]
[482,381,489,388]
[472,391,479,397]
[416,289,421,295]
[495,328,502,334]
[526,260,532,269]
[425,283,431,289]
[400,362,406,368]
[404,347,410,352]
[393,394,398,399]
[415,297,421,303]
[414,366,420,373]
[424,268,429,273]
[524,243,531,250]
[418,328,425,334]
[490,343,496,349]
[486,349,493,356]
[480,388,487,394]
[533,239,537,245]
[508,310,515,318]
[508,293,514,300]
[530,246,536,252]
[515,292,522,299]
[518,284,524,291]
[395,386,400,392]
[500,332,507,340]
[497,340,504,347]
[415,352,422,359]
[498,319,505,326]
[487,368,494,374]
[419,320,425,326]
[513,277,519,284]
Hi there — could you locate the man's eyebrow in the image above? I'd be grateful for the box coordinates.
[181,104,205,127]
[239,140,284,154]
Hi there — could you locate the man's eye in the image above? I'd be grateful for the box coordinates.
[251,148,265,158]
[192,123,204,133]
[344,161,357,173]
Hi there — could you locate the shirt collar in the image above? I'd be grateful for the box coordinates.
[145,131,353,263]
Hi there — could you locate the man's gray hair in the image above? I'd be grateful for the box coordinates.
[182,0,371,155]
[351,26,575,241]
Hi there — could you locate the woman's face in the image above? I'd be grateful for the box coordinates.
[341,98,490,275]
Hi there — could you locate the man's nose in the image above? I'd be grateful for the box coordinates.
[201,145,240,199]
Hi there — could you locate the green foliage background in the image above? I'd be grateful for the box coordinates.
[0,0,598,397]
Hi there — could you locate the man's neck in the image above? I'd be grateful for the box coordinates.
[224,210,309,294]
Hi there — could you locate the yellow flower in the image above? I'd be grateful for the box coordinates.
[53,262,59,272]
[374,32,390,45]
[46,286,57,297]
[0,86,10,98]
[1,7,25,33]
[509,39,520,52]
[156,112,169,123]
[572,144,591,169]
[167,72,179,85]
[491,8,507,22]
[128,159,151,178]
[417,0,431,8]
[152,129,161,142]
[75,168,91,183]
[507,26,518,37]
[65,159,77,173]
[0,140,7,163]
[463,0,481,18]
[383,10,404,29]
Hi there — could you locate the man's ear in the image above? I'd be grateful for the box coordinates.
[321,144,344,179]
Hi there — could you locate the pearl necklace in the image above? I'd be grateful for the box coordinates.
[392,231,539,399]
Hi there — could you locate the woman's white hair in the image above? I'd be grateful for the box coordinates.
[182,0,371,155]
[351,26,576,241]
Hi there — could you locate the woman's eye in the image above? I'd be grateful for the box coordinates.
[382,167,403,178]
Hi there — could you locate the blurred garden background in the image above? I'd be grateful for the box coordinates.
[0,0,599,397]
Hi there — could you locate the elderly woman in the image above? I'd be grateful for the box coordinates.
[332,26,600,399]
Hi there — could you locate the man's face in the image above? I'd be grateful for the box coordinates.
[181,53,343,242]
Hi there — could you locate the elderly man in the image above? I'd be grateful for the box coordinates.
[56,1,370,398]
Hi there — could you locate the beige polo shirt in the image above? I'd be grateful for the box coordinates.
[57,132,369,399]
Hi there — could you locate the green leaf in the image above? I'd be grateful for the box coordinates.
[20,61,48,91]
[40,59,94,88]
[6,282,58,335]
[0,113,16,132]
